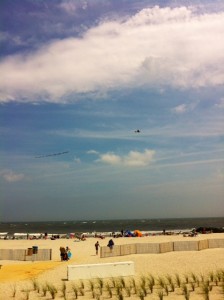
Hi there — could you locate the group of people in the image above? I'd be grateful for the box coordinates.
[60,239,115,260]
[59,246,72,261]
[95,239,114,255]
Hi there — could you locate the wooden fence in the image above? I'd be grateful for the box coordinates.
[0,249,52,261]
[100,239,224,258]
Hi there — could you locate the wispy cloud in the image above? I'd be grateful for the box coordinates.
[74,157,81,164]
[0,169,25,182]
[161,158,224,168]
[87,150,99,155]
[171,101,198,114]
[59,0,78,14]
[47,115,224,139]
[1,6,224,102]
[157,149,224,163]
[215,97,224,108]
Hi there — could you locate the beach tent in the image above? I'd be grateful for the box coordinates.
[48,233,64,239]
[13,233,28,239]
[134,230,143,237]
[29,233,43,239]
[0,232,8,239]
[124,230,134,237]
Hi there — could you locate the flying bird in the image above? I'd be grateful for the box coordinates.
[134,129,141,133]
[35,151,69,158]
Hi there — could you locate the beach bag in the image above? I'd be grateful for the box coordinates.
[67,251,72,259]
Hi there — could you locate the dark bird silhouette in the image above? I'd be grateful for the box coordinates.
[134,129,141,133]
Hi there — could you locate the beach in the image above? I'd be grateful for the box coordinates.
[0,233,224,299]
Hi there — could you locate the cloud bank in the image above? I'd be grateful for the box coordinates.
[98,149,155,167]
[1,6,224,103]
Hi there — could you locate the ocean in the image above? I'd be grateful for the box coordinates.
[0,217,223,235]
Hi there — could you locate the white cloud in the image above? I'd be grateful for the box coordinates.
[87,150,99,155]
[172,104,187,114]
[99,153,121,165]
[59,1,77,14]
[99,149,155,167]
[0,170,25,182]
[59,0,89,13]
[1,6,224,102]
[74,157,81,163]
[213,168,224,180]
[215,97,224,108]
[171,101,198,114]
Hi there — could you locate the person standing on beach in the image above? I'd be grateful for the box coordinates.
[108,239,114,251]
[95,241,100,255]
[60,247,65,261]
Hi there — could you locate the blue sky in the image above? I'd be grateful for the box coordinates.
[0,0,224,222]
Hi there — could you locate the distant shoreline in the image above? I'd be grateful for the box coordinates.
[0,217,223,235]
[1,228,224,241]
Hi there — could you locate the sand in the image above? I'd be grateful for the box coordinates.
[0,233,224,299]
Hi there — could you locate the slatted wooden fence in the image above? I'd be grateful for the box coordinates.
[0,249,52,261]
[100,239,224,258]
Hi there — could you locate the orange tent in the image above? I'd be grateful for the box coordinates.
[134,230,143,237]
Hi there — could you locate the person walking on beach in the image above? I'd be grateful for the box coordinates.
[95,241,100,255]
[108,239,114,251]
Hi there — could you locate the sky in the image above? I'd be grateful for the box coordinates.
[0,0,224,222]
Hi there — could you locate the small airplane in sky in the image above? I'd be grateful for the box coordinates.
[134,129,141,133]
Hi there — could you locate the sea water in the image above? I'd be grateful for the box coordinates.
[0,217,223,235]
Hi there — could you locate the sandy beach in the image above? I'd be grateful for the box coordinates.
[0,233,224,299]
